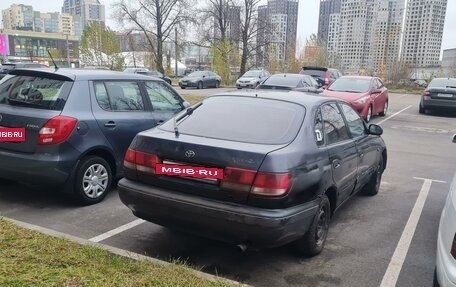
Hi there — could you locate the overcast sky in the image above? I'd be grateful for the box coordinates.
[1,0,455,51]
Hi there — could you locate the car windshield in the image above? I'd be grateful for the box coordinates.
[327,78,371,93]
[187,71,205,77]
[301,69,326,78]
[0,64,15,71]
[428,78,456,88]
[0,74,72,110]
[243,71,261,77]
[260,75,302,88]
[159,96,305,144]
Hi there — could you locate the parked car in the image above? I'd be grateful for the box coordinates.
[179,71,221,89]
[118,91,387,256]
[256,73,322,94]
[236,69,270,89]
[321,76,389,122]
[434,134,456,287]
[0,62,49,80]
[419,78,456,114]
[299,66,342,89]
[0,68,188,204]
[123,68,172,85]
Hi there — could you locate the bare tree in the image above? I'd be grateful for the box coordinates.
[113,0,194,73]
[239,0,262,75]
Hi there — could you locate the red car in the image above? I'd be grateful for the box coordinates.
[321,76,389,122]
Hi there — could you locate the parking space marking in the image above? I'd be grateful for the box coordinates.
[379,177,446,287]
[88,219,145,243]
[377,106,412,125]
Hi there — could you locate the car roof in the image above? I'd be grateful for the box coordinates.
[9,68,158,81]
[209,90,337,107]
[269,73,308,78]
[338,75,374,80]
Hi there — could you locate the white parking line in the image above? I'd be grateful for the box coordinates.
[379,177,446,287]
[89,219,146,243]
[377,106,412,125]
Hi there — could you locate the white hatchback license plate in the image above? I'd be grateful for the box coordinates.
[438,93,453,98]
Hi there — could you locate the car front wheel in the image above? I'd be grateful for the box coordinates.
[74,156,112,205]
[295,194,330,257]
[197,81,203,89]
[379,101,388,116]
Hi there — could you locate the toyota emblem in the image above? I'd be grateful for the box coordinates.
[185,150,195,157]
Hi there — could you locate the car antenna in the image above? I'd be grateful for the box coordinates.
[47,49,59,71]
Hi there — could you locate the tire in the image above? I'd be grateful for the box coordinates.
[362,156,384,196]
[419,103,425,114]
[379,101,388,117]
[74,156,112,205]
[197,81,203,89]
[215,81,220,88]
[166,79,172,85]
[295,194,331,257]
[366,106,372,123]
[434,267,440,287]
[0,178,15,184]
[181,86,186,90]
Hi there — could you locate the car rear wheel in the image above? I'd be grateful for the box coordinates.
[419,104,425,114]
[366,106,372,123]
[181,86,186,90]
[197,81,203,89]
[74,156,112,205]
[215,81,220,88]
[379,101,388,116]
[295,194,330,257]
[362,156,384,196]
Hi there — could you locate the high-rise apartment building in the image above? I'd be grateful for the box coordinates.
[256,0,299,68]
[62,0,105,31]
[2,4,80,36]
[213,6,241,45]
[318,0,341,44]
[325,0,405,74]
[401,0,447,67]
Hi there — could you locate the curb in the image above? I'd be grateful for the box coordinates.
[2,216,251,287]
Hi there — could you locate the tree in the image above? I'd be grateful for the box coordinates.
[302,34,329,67]
[79,22,124,70]
[48,48,62,59]
[451,60,456,78]
[239,0,262,75]
[113,0,194,73]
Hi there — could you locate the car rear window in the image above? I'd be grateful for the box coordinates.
[159,96,305,144]
[0,74,72,110]
[261,75,302,88]
[428,78,456,88]
[327,78,371,93]
[301,69,326,78]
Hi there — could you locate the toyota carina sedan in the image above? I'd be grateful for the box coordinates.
[118,91,387,256]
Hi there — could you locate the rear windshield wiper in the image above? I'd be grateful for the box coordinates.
[7,98,42,107]
[173,101,203,137]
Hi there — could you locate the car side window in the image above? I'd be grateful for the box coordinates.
[314,108,324,146]
[309,76,319,88]
[377,79,384,88]
[144,81,183,112]
[321,103,350,145]
[95,81,144,111]
[340,103,366,138]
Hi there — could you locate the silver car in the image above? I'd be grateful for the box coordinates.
[236,70,270,89]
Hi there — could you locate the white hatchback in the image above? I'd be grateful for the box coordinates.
[435,134,456,287]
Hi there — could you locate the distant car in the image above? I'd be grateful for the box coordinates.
[236,69,270,89]
[0,62,49,79]
[136,70,172,85]
[0,68,188,204]
[419,78,456,114]
[299,66,342,89]
[179,71,221,89]
[434,135,456,287]
[256,73,322,94]
[123,67,149,73]
[321,76,389,122]
[118,91,387,256]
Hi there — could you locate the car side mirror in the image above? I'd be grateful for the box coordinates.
[183,101,190,108]
[371,88,382,94]
[368,124,383,136]
[453,134,456,143]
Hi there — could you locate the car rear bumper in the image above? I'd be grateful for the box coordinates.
[422,97,456,110]
[0,145,79,185]
[118,178,319,248]
[179,82,198,88]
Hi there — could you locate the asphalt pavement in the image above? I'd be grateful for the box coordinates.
[1,92,455,287]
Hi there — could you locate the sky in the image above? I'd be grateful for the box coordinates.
[0,0,455,51]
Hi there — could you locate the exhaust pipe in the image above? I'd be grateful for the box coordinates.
[236,243,248,252]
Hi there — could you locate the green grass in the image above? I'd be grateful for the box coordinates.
[0,219,238,287]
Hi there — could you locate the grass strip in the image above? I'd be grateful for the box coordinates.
[0,218,238,287]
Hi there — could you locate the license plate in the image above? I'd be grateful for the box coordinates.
[438,93,453,98]
[155,163,223,179]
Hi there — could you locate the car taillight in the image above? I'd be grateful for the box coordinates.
[38,116,77,145]
[451,233,456,259]
[325,71,330,86]
[221,167,292,197]
[423,90,430,96]
[123,148,162,174]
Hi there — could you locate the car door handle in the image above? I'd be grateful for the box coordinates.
[104,121,116,128]
[332,160,341,169]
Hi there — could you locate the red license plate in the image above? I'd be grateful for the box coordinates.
[0,127,26,142]
[155,164,223,179]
